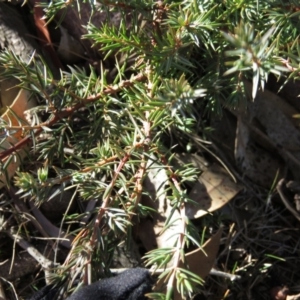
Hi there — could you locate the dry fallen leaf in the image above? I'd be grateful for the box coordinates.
[173,228,223,299]
[33,5,63,71]
[238,81,300,181]
[154,228,223,299]
[185,163,242,219]
[138,154,181,255]
[244,81,300,152]
[0,88,36,188]
[181,227,223,278]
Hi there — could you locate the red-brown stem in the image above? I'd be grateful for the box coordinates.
[0,73,146,161]
[128,119,152,212]
[90,153,131,246]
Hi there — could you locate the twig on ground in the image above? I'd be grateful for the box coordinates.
[110,267,241,281]
[277,178,300,222]
[6,228,56,284]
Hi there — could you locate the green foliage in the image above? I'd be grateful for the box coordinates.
[0,0,299,298]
